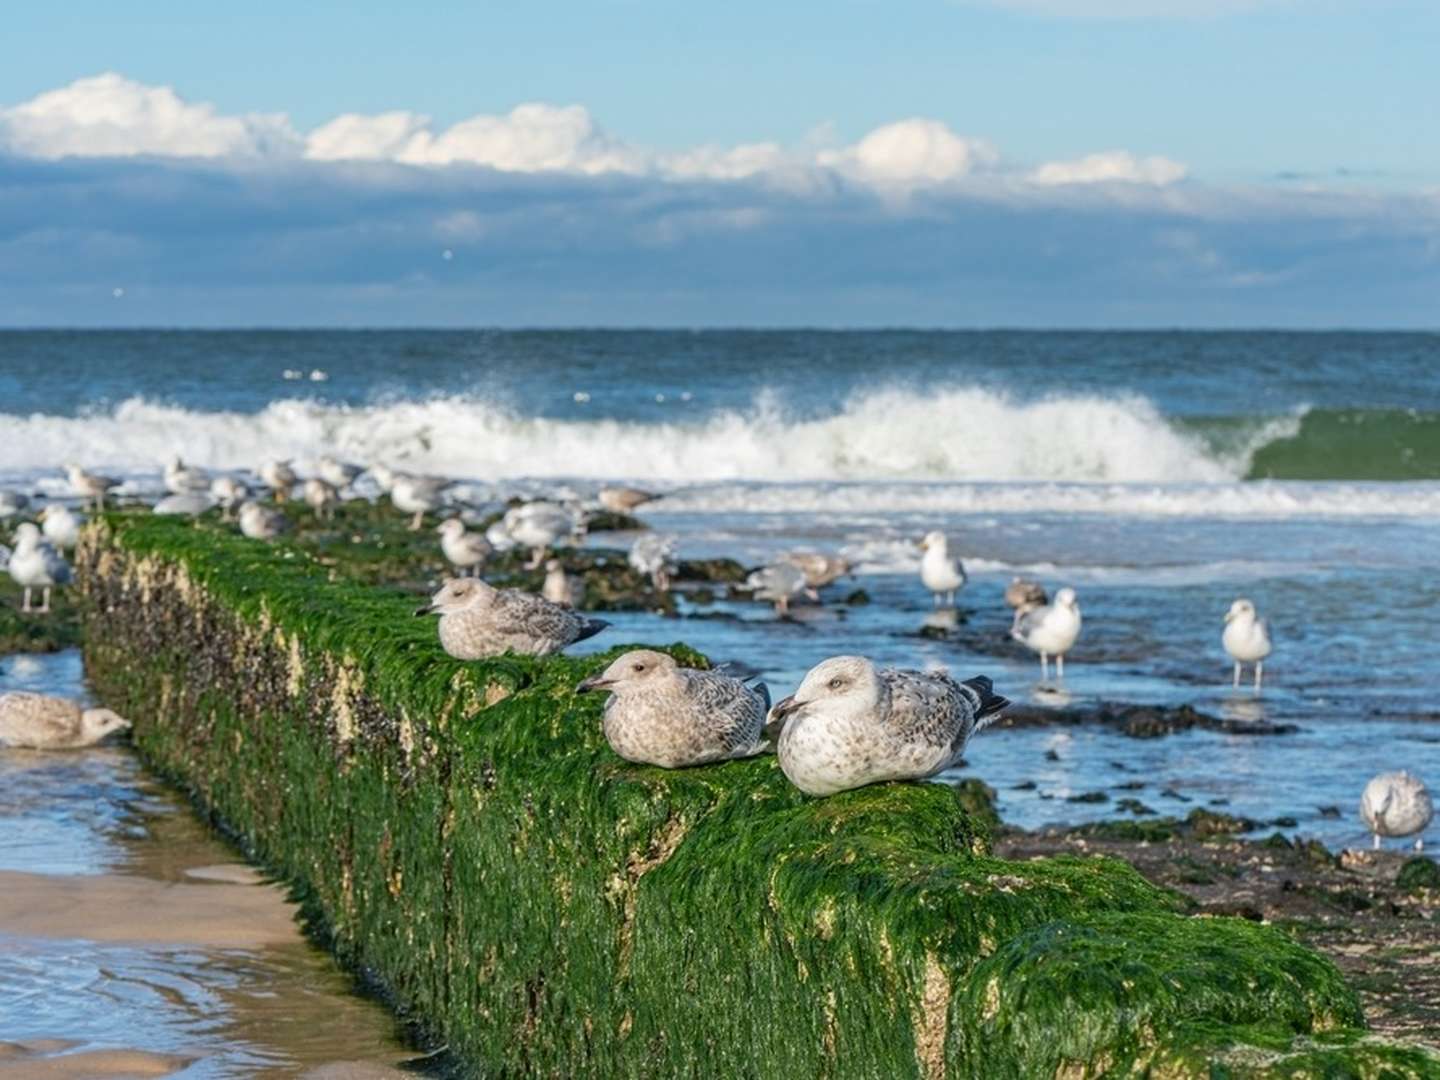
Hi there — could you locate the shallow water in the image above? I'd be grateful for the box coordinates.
[0,651,420,1079]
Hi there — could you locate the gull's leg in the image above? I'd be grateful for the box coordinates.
[1040,652,1049,681]
[39,586,52,614]
[1373,833,1381,851]
[526,547,546,570]
[410,510,424,531]
[1233,661,1241,689]
[1417,837,1424,852]
[22,587,32,613]
[1057,653,1065,680]
[1254,661,1263,692]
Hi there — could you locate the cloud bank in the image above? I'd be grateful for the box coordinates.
[0,74,1436,327]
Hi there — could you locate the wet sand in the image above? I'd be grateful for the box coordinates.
[0,651,424,1079]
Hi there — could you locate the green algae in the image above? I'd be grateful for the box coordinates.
[75,515,1440,1078]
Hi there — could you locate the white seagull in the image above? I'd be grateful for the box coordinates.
[1011,587,1082,681]
[919,530,966,607]
[437,518,492,577]
[1223,598,1273,691]
[1360,771,1433,851]
[163,456,209,495]
[6,522,71,613]
[209,476,250,520]
[391,474,451,530]
[768,656,1008,797]
[503,502,575,568]
[746,561,816,617]
[259,460,298,502]
[628,533,676,592]
[64,464,119,511]
[39,504,84,550]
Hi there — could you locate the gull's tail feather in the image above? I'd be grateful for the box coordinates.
[575,618,610,643]
[961,675,1010,731]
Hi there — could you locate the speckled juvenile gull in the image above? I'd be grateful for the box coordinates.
[64,464,119,511]
[0,692,130,749]
[303,478,339,519]
[787,551,851,589]
[416,577,609,658]
[769,656,1007,797]
[504,501,576,568]
[317,455,362,490]
[39,504,83,550]
[391,474,450,530]
[437,518,492,576]
[577,649,770,768]
[919,530,966,607]
[209,476,249,519]
[238,501,288,540]
[598,486,659,514]
[164,456,209,495]
[542,559,583,606]
[627,533,676,592]
[1223,598,1273,691]
[259,460,297,502]
[1004,577,1047,613]
[6,522,71,613]
[1012,587,1082,681]
[1360,771,1433,851]
[745,561,815,616]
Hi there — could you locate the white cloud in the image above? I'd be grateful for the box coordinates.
[305,110,432,162]
[819,119,1000,189]
[1030,151,1187,186]
[0,73,298,159]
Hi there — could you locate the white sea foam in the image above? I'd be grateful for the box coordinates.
[0,388,1282,486]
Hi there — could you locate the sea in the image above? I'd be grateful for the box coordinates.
[2,329,1438,1074]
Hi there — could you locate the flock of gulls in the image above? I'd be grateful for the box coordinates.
[0,454,1433,849]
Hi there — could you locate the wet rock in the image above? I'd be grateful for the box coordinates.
[1160,788,1191,802]
[1115,797,1156,816]
[1186,808,1260,837]
[1114,780,1147,791]
[996,700,1300,739]
[843,589,871,606]
[1318,805,1342,819]
[1010,780,1037,791]
[1067,790,1109,804]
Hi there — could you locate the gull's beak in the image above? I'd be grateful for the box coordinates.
[414,602,436,617]
[916,538,928,550]
[768,695,803,725]
[575,675,613,694]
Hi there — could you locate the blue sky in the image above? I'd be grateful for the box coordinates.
[1,0,1437,326]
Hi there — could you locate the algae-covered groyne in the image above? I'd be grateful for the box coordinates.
[76,516,1439,1077]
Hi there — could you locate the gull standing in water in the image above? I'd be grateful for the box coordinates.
[0,692,131,749]
[64,464,119,511]
[542,559,584,607]
[437,518,492,577]
[6,523,71,613]
[163,456,209,495]
[1223,598,1272,691]
[628,533,676,592]
[1011,587,1082,681]
[39,505,83,550]
[1004,577,1048,615]
[260,460,298,502]
[919,531,966,607]
[1360,771,1433,851]
[576,650,770,768]
[768,656,1007,796]
[787,552,852,590]
[504,502,575,568]
[746,561,816,617]
[598,486,660,514]
[415,578,609,658]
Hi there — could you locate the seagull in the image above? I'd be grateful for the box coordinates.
[152,492,214,516]
[786,551,852,590]
[163,456,209,495]
[1360,771,1433,851]
[598,486,660,514]
[628,533,676,592]
[1011,587,1082,681]
[503,502,575,568]
[317,455,362,490]
[209,476,250,520]
[38,504,83,550]
[437,518,492,577]
[768,656,1008,797]
[0,491,29,520]
[1004,577,1048,614]
[369,463,398,493]
[1223,598,1273,691]
[0,692,131,749]
[485,519,518,554]
[238,501,288,541]
[746,561,817,617]
[542,559,584,607]
[259,460,298,502]
[391,474,451,530]
[64,464,119,511]
[919,530,966,607]
[303,478,340,520]
[6,522,71,613]
[576,649,770,768]
[415,577,609,659]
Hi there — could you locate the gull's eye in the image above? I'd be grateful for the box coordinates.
[828,676,845,690]
[632,662,646,672]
